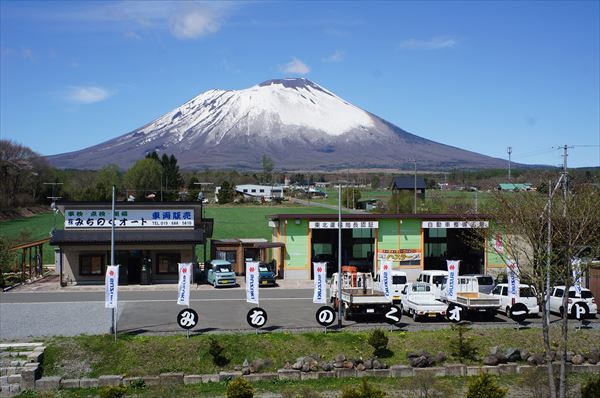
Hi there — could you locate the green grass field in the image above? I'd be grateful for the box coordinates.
[40,327,599,378]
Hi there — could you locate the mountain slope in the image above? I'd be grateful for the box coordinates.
[47,78,508,170]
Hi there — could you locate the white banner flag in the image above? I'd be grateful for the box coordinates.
[246,261,260,304]
[506,260,520,300]
[380,260,393,302]
[446,260,460,301]
[105,265,119,309]
[572,258,582,297]
[313,262,327,304]
[177,263,192,306]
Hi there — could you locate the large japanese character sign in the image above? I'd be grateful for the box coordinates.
[246,307,268,328]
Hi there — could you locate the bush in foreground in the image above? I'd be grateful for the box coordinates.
[581,374,600,398]
[466,373,506,398]
[227,377,254,398]
[341,378,386,398]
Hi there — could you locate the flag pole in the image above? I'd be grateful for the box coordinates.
[111,185,117,341]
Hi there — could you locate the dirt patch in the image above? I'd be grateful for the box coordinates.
[0,206,50,221]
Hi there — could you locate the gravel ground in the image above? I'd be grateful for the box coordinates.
[0,302,121,340]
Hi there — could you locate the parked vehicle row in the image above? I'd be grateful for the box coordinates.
[205,260,278,288]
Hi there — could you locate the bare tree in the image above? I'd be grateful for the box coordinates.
[481,187,600,398]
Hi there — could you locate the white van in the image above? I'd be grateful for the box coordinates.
[416,270,448,300]
[391,271,408,303]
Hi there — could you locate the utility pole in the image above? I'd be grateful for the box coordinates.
[337,183,342,328]
[44,182,63,232]
[413,160,417,214]
[507,147,512,181]
[561,145,569,217]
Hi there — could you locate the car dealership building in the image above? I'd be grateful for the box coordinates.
[268,213,504,281]
[50,201,211,285]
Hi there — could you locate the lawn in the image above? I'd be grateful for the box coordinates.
[0,212,63,263]
[40,327,599,378]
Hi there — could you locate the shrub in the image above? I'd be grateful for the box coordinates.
[208,337,229,366]
[128,378,146,390]
[341,378,386,398]
[466,373,506,398]
[581,374,600,398]
[226,377,254,398]
[449,324,478,362]
[99,386,127,398]
[367,329,389,356]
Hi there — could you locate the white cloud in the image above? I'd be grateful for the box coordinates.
[280,57,310,75]
[323,49,345,63]
[65,86,112,104]
[169,8,220,39]
[399,36,457,50]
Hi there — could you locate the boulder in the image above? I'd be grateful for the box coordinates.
[242,367,250,375]
[436,352,447,364]
[242,359,249,368]
[483,356,499,366]
[356,363,366,372]
[490,346,502,356]
[505,348,521,362]
[301,363,310,372]
[527,353,545,366]
[407,352,421,359]
[333,361,343,369]
[566,351,574,363]
[321,362,333,371]
[409,356,429,368]
[520,349,530,361]
[291,360,303,370]
[572,355,585,365]
[587,349,599,365]
[283,362,291,370]
[373,359,382,370]
[335,354,346,362]
[343,360,354,369]
[364,359,373,370]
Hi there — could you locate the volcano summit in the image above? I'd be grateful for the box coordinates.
[48,78,507,170]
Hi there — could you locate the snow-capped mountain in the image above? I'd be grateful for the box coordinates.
[47,78,508,170]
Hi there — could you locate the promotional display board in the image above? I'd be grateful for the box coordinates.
[65,209,194,228]
[177,308,198,330]
[315,306,336,327]
[246,307,268,328]
[572,258,583,297]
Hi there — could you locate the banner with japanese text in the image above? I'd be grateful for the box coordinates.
[506,260,519,300]
[572,258,582,297]
[177,263,192,306]
[105,265,119,308]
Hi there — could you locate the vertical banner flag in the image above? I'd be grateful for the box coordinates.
[246,261,260,304]
[572,257,582,297]
[506,260,520,301]
[494,234,504,254]
[380,260,393,302]
[177,263,192,306]
[105,265,119,308]
[446,260,460,301]
[313,262,327,304]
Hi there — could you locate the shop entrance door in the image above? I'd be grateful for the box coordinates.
[127,252,143,284]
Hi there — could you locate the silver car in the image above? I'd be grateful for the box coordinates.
[464,274,495,294]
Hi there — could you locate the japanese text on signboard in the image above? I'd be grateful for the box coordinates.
[309,221,379,229]
[421,221,488,229]
[64,209,194,228]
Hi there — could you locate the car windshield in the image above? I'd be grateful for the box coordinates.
[568,290,593,299]
[217,266,232,272]
[477,276,494,286]
[520,287,535,297]
[432,276,446,284]
[259,266,269,272]
[413,284,430,292]
[392,275,407,284]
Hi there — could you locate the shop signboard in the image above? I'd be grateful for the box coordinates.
[64,209,194,228]
[421,221,488,229]
[309,221,379,229]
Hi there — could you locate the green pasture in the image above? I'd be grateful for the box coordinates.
[0,212,63,263]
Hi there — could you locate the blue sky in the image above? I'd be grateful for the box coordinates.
[1,0,599,168]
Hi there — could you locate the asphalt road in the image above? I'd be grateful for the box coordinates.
[1,287,598,339]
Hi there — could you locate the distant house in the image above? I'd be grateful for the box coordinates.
[356,199,382,211]
[391,176,426,199]
[215,184,284,202]
[497,183,533,192]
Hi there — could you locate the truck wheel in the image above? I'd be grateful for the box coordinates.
[506,307,512,318]
[343,308,351,321]
[413,311,419,322]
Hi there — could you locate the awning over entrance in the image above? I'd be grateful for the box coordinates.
[50,229,204,245]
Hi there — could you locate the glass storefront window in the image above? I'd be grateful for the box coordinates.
[79,254,105,275]
[156,253,180,274]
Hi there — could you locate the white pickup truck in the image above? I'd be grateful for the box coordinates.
[441,276,501,319]
[399,282,447,321]
[329,272,392,320]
